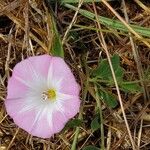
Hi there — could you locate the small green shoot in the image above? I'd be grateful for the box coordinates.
[91,54,141,108]
[99,89,118,108]
[65,119,82,129]
[91,114,100,132]
[93,54,124,82]
[51,14,64,58]
[120,81,141,93]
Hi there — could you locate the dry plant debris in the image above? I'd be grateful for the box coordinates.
[0,0,150,150]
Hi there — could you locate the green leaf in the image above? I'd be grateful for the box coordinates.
[120,82,141,93]
[64,4,150,38]
[93,58,112,80]
[91,115,100,132]
[65,119,82,129]
[93,54,124,82]
[82,145,99,150]
[99,90,118,108]
[115,67,124,81]
[51,14,64,58]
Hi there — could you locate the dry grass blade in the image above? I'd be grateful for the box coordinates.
[6,128,20,150]
[101,0,150,48]
[1,0,150,149]
[92,1,136,150]
[0,115,7,125]
[122,0,149,102]
[62,0,84,45]
[23,1,30,53]
[134,0,150,14]
[137,119,143,149]
[0,1,50,52]
[0,0,23,16]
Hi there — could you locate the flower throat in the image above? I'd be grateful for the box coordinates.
[42,89,56,101]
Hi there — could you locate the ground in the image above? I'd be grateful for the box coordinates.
[0,0,150,150]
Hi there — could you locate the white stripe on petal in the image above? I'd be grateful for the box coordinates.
[47,61,53,88]
[27,59,40,79]
[55,102,67,120]
[55,102,65,113]
[18,98,41,114]
[56,92,75,101]
[29,107,44,132]
[14,59,45,90]
[46,108,53,128]
[14,76,33,89]
[54,78,63,90]
[6,97,27,101]
[18,104,38,114]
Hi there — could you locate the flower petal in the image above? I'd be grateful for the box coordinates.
[5,97,25,117]
[6,77,29,99]
[13,110,38,135]
[5,55,81,138]
[48,57,80,95]
[61,97,80,118]
[6,98,53,138]
[58,94,81,119]
[13,58,39,83]
[31,114,54,138]
[12,55,51,85]
[28,107,55,138]
[27,55,51,78]
[52,110,68,133]
[56,93,80,119]
[6,96,54,138]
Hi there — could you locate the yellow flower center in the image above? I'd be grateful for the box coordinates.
[42,89,56,101]
[47,89,56,100]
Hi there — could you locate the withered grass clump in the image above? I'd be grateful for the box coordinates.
[1,0,150,149]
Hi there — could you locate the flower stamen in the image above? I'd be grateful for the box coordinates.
[42,89,56,101]
[47,89,56,99]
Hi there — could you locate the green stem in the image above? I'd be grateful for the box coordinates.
[71,55,89,150]
[71,119,81,150]
[71,82,88,150]
[95,85,105,150]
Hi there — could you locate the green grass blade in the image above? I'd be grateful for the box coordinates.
[51,14,64,58]
[64,4,150,38]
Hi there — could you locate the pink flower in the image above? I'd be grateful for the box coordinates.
[5,55,80,138]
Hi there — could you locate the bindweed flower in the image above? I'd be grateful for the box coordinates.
[5,55,80,138]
